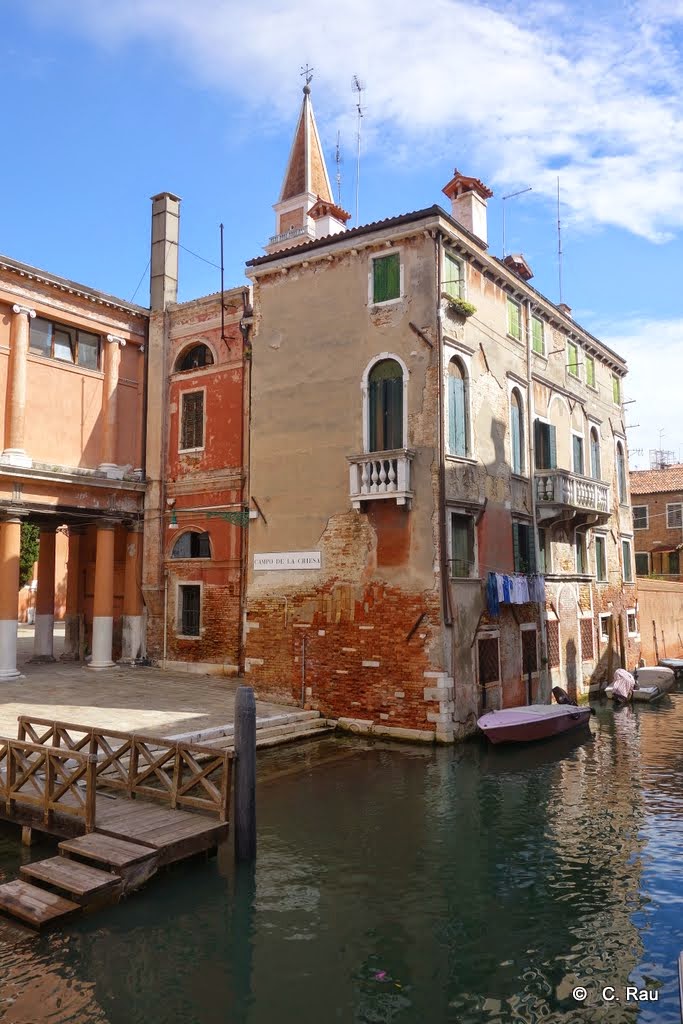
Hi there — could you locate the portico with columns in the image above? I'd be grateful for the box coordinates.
[0,252,147,678]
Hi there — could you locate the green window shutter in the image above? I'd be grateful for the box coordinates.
[373,254,400,303]
[512,523,520,572]
[586,355,595,387]
[573,435,584,475]
[385,377,403,450]
[548,424,557,469]
[567,342,579,376]
[445,253,462,298]
[507,299,520,339]
[451,514,472,577]
[534,419,543,469]
[448,374,466,456]
[612,375,621,404]
[532,317,544,354]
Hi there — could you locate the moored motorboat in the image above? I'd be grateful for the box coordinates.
[604,684,664,703]
[637,666,675,692]
[477,703,592,745]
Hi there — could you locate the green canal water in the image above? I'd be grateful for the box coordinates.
[1,695,683,1023]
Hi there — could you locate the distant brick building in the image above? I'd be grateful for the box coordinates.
[630,465,683,582]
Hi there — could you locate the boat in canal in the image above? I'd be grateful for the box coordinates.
[477,703,592,745]
[604,665,675,703]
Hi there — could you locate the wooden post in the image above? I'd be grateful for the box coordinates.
[233,686,256,863]
[85,755,97,833]
[607,615,615,685]
[653,620,659,662]
[618,615,626,670]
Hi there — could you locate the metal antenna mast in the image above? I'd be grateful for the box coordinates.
[352,75,365,224]
[557,176,563,304]
[334,131,343,206]
[501,186,532,256]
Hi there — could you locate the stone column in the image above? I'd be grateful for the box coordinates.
[89,520,117,669]
[99,335,125,477]
[61,526,84,661]
[32,526,57,662]
[121,523,145,663]
[1,304,36,468]
[0,514,23,679]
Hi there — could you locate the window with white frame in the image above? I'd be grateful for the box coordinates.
[622,538,634,583]
[590,426,601,480]
[532,316,544,355]
[616,441,627,504]
[635,552,650,577]
[371,252,401,304]
[449,510,477,578]
[594,534,607,582]
[666,503,682,529]
[447,356,470,457]
[627,609,639,636]
[632,506,649,530]
[510,388,525,475]
[507,297,522,341]
[599,613,611,642]
[180,391,204,451]
[520,623,538,675]
[444,252,464,299]
[177,583,201,637]
[367,358,404,452]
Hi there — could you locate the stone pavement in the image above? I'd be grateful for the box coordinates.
[0,624,294,741]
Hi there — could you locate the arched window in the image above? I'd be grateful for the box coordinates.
[171,531,211,559]
[510,389,524,474]
[448,357,469,457]
[590,427,601,480]
[368,359,404,452]
[616,441,627,503]
[176,344,214,372]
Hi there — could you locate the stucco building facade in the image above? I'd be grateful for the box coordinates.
[242,87,638,741]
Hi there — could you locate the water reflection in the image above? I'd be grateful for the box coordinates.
[0,704,682,1022]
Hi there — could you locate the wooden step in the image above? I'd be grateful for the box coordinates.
[20,856,122,906]
[59,833,159,892]
[0,879,80,929]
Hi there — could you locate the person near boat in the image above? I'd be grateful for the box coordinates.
[612,668,638,705]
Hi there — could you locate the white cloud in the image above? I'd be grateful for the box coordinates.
[599,316,683,468]
[24,0,683,240]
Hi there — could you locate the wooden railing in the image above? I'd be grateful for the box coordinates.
[0,736,97,832]
[17,717,233,822]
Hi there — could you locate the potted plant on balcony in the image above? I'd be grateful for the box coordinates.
[443,294,476,318]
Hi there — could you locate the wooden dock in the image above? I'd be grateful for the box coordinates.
[0,716,233,929]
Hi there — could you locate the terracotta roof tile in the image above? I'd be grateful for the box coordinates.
[630,465,683,495]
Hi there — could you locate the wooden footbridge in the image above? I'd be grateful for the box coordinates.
[0,714,236,929]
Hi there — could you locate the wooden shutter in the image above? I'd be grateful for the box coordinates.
[448,373,466,456]
[532,317,543,354]
[508,299,520,339]
[385,377,403,450]
[181,392,204,450]
[548,424,557,469]
[512,522,520,571]
[373,254,400,302]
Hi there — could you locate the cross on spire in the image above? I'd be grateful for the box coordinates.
[300,63,314,89]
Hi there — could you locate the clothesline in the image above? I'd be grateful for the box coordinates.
[486,572,546,617]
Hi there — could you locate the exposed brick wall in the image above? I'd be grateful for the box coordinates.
[631,487,683,581]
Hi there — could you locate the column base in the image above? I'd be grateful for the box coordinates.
[31,613,55,662]
[89,615,115,670]
[0,448,32,469]
[60,613,82,661]
[0,619,20,679]
[120,615,145,663]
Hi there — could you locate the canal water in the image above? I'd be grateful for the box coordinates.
[1,694,683,1024]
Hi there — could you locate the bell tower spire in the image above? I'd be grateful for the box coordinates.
[266,69,350,254]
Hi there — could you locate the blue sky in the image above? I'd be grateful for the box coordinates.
[3,0,683,467]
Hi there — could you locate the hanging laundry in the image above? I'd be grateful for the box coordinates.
[486,573,500,617]
[496,573,506,603]
[502,575,513,603]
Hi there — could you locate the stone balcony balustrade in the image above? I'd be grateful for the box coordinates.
[347,449,415,510]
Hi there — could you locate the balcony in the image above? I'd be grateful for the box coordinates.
[268,226,309,247]
[535,469,610,524]
[348,449,415,510]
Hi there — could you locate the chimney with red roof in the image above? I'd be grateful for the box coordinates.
[442,169,493,245]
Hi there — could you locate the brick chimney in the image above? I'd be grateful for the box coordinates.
[503,253,533,281]
[558,302,572,319]
[442,169,493,245]
[150,192,181,311]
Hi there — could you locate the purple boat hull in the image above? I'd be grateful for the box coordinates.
[478,704,592,744]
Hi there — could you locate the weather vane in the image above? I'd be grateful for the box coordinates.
[300,64,314,87]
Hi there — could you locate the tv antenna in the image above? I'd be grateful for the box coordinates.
[557,176,563,304]
[352,75,365,224]
[334,131,343,206]
[501,186,532,257]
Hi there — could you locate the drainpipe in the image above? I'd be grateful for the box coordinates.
[163,568,169,665]
[525,298,549,700]
[435,232,453,629]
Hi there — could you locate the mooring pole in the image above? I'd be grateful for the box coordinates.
[234,685,256,863]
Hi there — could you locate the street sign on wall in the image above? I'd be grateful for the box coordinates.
[253,551,322,571]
